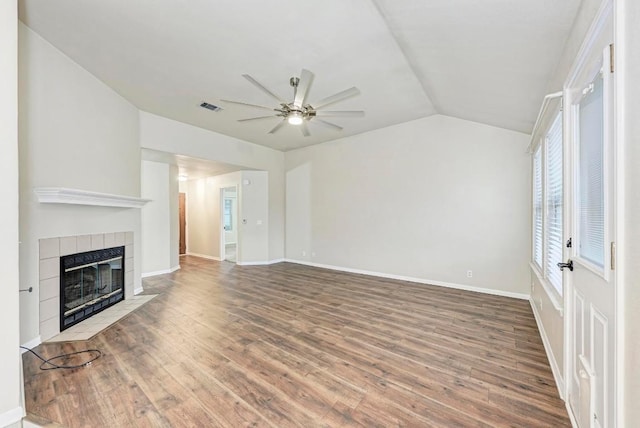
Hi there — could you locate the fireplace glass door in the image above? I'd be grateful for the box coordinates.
[60,246,125,330]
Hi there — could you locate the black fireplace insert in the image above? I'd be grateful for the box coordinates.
[59,246,125,331]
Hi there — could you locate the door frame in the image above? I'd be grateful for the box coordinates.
[220,185,239,262]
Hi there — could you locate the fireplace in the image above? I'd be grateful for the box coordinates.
[60,246,125,331]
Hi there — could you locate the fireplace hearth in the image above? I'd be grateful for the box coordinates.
[60,246,125,331]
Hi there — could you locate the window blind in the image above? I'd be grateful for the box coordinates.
[533,146,543,269]
[578,76,604,268]
[545,113,563,294]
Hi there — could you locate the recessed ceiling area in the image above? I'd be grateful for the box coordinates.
[142,149,247,181]
[19,0,583,151]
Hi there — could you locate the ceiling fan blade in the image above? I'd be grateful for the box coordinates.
[238,116,277,122]
[301,121,311,137]
[314,110,365,117]
[268,120,287,134]
[220,99,275,111]
[313,119,343,131]
[243,74,288,104]
[313,87,360,110]
[293,69,314,108]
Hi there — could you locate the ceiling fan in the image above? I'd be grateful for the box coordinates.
[221,69,364,137]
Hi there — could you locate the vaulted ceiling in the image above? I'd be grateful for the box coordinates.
[19,0,583,151]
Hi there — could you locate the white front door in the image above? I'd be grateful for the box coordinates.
[565,7,616,427]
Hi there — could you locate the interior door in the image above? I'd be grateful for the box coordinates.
[565,16,615,428]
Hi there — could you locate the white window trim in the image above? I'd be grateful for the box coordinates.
[569,61,612,282]
[530,107,564,310]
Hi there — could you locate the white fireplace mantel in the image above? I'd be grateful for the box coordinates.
[34,187,151,208]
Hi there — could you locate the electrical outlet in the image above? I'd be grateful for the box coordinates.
[466,270,473,278]
[302,250,306,257]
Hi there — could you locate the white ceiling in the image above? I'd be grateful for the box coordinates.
[19,0,582,152]
[142,149,247,181]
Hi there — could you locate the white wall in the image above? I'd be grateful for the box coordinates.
[141,161,179,275]
[185,171,269,263]
[139,112,284,262]
[18,24,142,344]
[285,114,530,296]
[238,171,269,263]
[545,0,605,93]
[169,164,179,268]
[0,2,24,426]
[618,0,640,424]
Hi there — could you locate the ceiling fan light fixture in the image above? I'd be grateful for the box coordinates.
[287,111,303,125]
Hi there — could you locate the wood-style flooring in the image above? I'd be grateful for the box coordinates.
[23,256,570,427]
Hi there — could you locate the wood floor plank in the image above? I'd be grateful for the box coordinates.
[23,256,570,427]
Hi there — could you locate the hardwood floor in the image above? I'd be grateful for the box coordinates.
[23,256,570,427]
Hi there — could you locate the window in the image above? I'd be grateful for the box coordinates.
[577,76,604,268]
[545,113,563,294]
[532,110,564,296]
[224,198,233,231]
[533,146,543,269]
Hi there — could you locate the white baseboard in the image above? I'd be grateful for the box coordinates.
[237,259,284,266]
[530,298,565,399]
[0,406,24,426]
[187,252,222,261]
[141,265,180,278]
[133,287,144,295]
[20,336,42,352]
[566,400,578,428]
[284,259,530,300]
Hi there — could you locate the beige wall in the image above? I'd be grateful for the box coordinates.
[18,24,142,344]
[186,172,241,260]
[185,171,269,264]
[286,114,531,296]
[0,1,23,426]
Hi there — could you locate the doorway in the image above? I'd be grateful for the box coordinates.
[221,186,238,262]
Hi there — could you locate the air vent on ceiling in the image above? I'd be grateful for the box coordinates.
[200,102,222,112]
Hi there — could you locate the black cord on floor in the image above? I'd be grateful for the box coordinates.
[20,346,102,370]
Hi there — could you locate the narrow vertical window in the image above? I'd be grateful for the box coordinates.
[577,76,604,268]
[545,112,563,295]
[533,146,543,270]
[224,198,233,231]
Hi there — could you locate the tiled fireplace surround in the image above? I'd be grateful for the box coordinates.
[38,231,134,341]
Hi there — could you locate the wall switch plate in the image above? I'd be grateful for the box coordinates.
[466,270,473,278]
